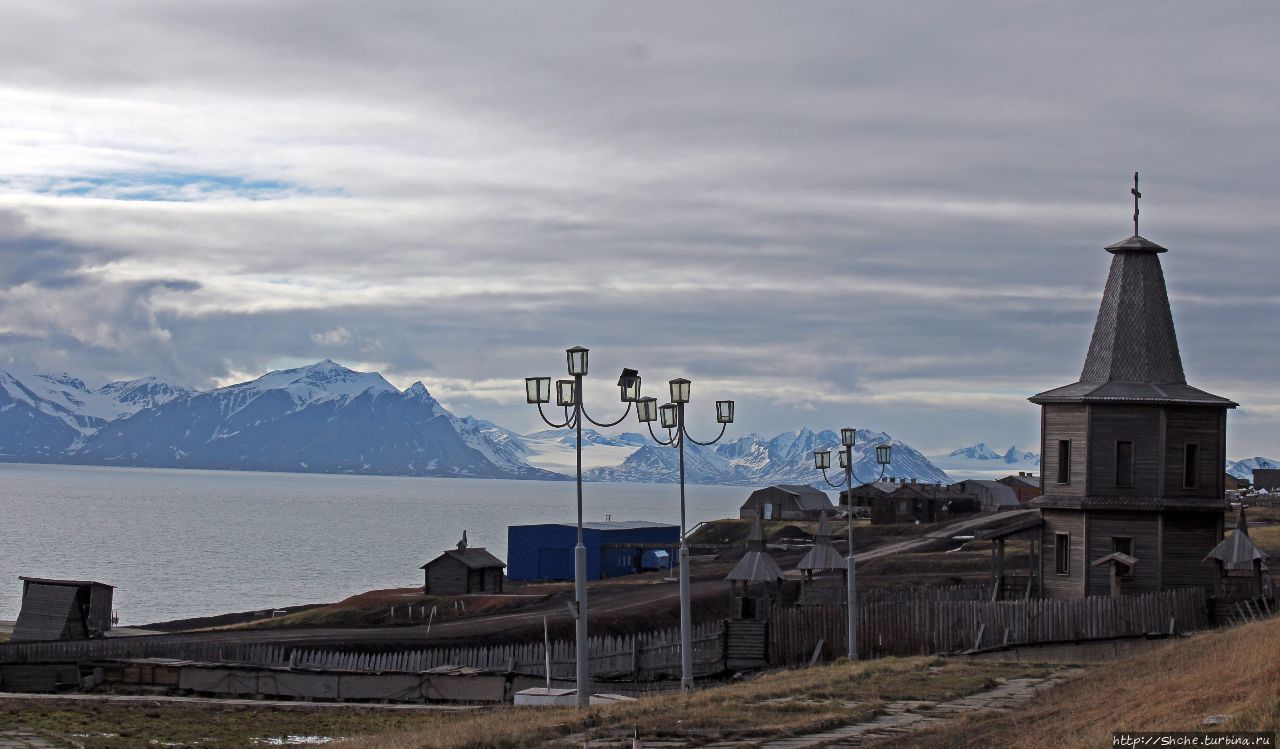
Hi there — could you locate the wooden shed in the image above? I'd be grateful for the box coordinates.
[739,484,833,521]
[421,532,505,596]
[1028,227,1235,599]
[12,577,114,642]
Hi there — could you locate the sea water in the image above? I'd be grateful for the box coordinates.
[0,463,748,625]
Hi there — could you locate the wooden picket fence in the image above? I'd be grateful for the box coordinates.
[860,584,991,604]
[771,587,1208,665]
[0,621,726,682]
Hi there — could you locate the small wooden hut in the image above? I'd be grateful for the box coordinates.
[724,515,782,670]
[1203,506,1271,612]
[796,513,849,605]
[12,577,114,642]
[725,515,782,621]
[421,531,505,595]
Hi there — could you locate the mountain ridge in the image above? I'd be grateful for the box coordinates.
[2,360,948,486]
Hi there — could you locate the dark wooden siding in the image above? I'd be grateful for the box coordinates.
[1084,512,1161,596]
[425,557,470,596]
[1040,510,1086,598]
[1085,406,1162,497]
[11,584,77,642]
[1162,406,1226,499]
[1043,405,1087,495]
[1160,511,1221,593]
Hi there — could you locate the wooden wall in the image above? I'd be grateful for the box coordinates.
[1084,512,1160,597]
[1043,405,1087,495]
[1085,406,1161,496]
[1040,510,1086,598]
[1163,406,1226,499]
[425,557,470,596]
[1161,511,1222,593]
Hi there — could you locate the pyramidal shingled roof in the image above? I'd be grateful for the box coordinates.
[1031,234,1236,408]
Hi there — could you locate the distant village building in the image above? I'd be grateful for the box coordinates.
[420,531,505,595]
[839,480,896,514]
[739,484,834,521]
[866,479,1017,525]
[1028,225,1236,599]
[1252,468,1280,492]
[12,577,114,642]
[998,472,1042,504]
[1224,473,1250,492]
[506,521,679,582]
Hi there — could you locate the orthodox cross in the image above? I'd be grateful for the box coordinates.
[1131,171,1141,236]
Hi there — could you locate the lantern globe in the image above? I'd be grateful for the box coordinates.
[659,403,679,429]
[636,397,659,423]
[876,444,893,465]
[618,368,641,403]
[669,378,691,404]
[715,399,734,424]
[813,449,832,470]
[525,377,551,404]
[840,427,857,448]
[566,346,589,376]
[556,379,576,407]
[838,450,849,469]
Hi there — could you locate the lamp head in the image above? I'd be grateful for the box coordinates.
[618,368,641,403]
[555,379,576,407]
[566,346,589,376]
[525,377,551,404]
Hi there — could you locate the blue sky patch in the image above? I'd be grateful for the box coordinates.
[19,172,334,202]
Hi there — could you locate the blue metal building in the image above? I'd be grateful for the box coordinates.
[506,521,681,581]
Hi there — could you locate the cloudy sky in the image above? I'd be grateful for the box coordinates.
[1,1,1278,458]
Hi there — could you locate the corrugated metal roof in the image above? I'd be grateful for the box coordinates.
[517,521,678,532]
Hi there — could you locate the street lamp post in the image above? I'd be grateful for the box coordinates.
[526,348,640,709]
[636,379,734,692]
[813,430,893,660]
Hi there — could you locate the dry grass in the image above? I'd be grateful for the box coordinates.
[1243,524,1280,555]
[211,588,546,630]
[340,657,1048,749]
[0,699,448,748]
[863,617,1280,748]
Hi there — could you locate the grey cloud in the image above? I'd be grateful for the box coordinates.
[0,2,1277,455]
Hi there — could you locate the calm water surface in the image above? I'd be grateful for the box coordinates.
[0,463,749,625]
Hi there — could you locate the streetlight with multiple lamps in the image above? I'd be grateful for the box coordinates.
[813,429,893,660]
[525,346,641,709]
[635,378,734,692]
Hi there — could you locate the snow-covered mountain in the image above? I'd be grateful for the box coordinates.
[0,369,194,459]
[929,442,1040,481]
[2,360,949,486]
[1227,457,1280,482]
[584,427,949,486]
[64,361,557,479]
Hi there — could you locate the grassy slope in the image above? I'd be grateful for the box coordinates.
[350,658,1049,749]
[865,617,1280,748]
